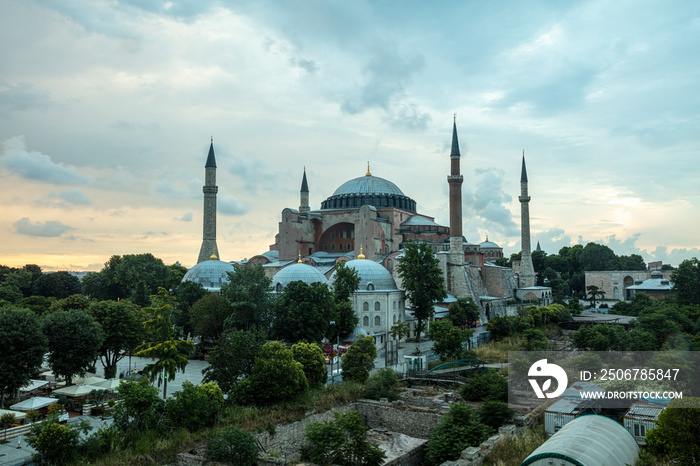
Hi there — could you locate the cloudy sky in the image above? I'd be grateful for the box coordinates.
[1,0,699,271]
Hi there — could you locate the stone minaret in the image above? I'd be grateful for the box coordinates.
[299,167,310,213]
[519,151,536,287]
[197,138,219,263]
[448,116,464,265]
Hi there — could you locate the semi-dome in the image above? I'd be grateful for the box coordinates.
[182,259,235,291]
[321,169,416,212]
[272,262,328,291]
[330,259,397,291]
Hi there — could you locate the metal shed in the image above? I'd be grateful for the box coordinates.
[521,415,639,466]
[623,402,664,445]
[543,398,587,435]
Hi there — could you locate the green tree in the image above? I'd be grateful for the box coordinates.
[332,261,361,302]
[31,271,81,298]
[579,242,617,271]
[172,280,207,337]
[447,297,480,327]
[478,400,516,431]
[572,324,629,351]
[363,368,400,401]
[460,370,508,402]
[166,263,188,290]
[389,321,410,341]
[48,293,91,315]
[0,307,48,407]
[135,288,194,398]
[220,265,273,331]
[341,335,377,383]
[202,326,267,393]
[292,342,328,387]
[396,240,447,341]
[89,300,144,379]
[429,319,470,361]
[42,309,104,385]
[190,293,234,343]
[672,258,700,305]
[272,281,335,343]
[586,285,605,306]
[113,378,164,433]
[165,381,224,431]
[31,422,80,464]
[645,397,700,463]
[237,341,308,405]
[521,328,548,351]
[0,412,17,441]
[208,425,259,465]
[426,402,490,465]
[0,269,31,304]
[18,295,53,315]
[300,410,386,466]
[98,253,170,301]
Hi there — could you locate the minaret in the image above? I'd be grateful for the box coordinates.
[448,115,464,264]
[299,167,310,213]
[197,138,219,263]
[519,151,536,287]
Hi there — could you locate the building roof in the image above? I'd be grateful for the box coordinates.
[301,169,309,193]
[401,215,442,227]
[521,415,639,466]
[521,152,528,183]
[182,259,235,291]
[627,278,674,291]
[330,258,398,291]
[545,398,586,415]
[272,262,328,290]
[321,170,417,212]
[479,240,500,249]
[332,174,405,197]
[205,141,216,168]
[625,402,664,420]
[451,120,461,157]
[561,381,604,399]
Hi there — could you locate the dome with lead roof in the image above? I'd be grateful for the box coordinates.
[321,166,416,212]
[272,263,328,291]
[182,259,235,291]
[329,259,397,291]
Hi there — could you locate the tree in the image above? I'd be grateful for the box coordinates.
[579,242,617,271]
[31,271,81,298]
[0,269,31,304]
[0,307,48,407]
[429,319,469,361]
[478,400,516,431]
[135,288,194,398]
[272,281,335,343]
[89,300,144,379]
[97,253,170,301]
[341,335,377,383]
[208,426,259,465]
[113,378,165,433]
[332,261,361,302]
[166,263,188,290]
[172,280,207,337]
[672,258,700,305]
[572,324,630,351]
[363,368,400,401]
[389,321,410,341]
[645,397,700,463]
[396,240,447,341]
[447,297,480,327]
[1,412,17,441]
[165,381,224,431]
[300,410,386,466]
[460,370,508,402]
[586,285,605,306]
[18,295,53,315]
[42,309,104,385]
[49,293,91,315]
[31,422,80,464]
[292,342,328,387]
[426,402,490,465]
[202,326,267,393]
[236,341,308,405]
[190,293,234,342]
[220,265,273,331]
[520,328,548,351]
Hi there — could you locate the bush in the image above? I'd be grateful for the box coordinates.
[426,403,490,465]
[300,410,386,466]
[341,336,377,383]
[478,400,516,430]
[460,370,508,402]
[208,425,259,465]
[32,422,79,464]
[292,342,328,387]
[244,341,308,405]
[645,397,700,463]
[363,368,400,401]
[166,381,224,431]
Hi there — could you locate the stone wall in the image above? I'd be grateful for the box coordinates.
[354,400,443,439]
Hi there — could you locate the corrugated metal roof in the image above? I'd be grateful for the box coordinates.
[625,402,664,419]
[521,415,639,466]
[545,398,584,414]
[627,278,674,291]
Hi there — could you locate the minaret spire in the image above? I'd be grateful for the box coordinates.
[198,139,220,263]
[518,151,536,287]
[299,167,310,213]
[448,117,464,263]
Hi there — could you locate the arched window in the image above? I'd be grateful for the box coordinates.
[363,316,369,326]
[331,232,335,240]
[363,302,369,312]
[367,283,374,291]
[387,259,393,270]
[393,301,397,310]
[374,302,380,312]
[323,244,328,251]
[340,230,344,239]
[339,243,343,250]
[331,244,335,251]
[276,283,282,292]
[393,315,397,323]
[347,243,351,250]
[374,316,381,326]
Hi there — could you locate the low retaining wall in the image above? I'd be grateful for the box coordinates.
[354,400,443,439]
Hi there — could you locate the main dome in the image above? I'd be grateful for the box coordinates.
[321,174,416,212]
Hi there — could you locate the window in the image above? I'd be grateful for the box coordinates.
[374,302,380,312]
[363,302,369,312]
[393,301,397,310]
[331,232,335,240]
[339,243,343,250]
[393,315,397,323]
[363,316,369,326]
[276,283,282,292]
[387,259,393,270]
[331,244,335,250]
[367,283,374,291]
[323,244,328,251]
[634,424,640,437]
[374,316,381,326]
[340,230,344,239]
[347,243,352,250]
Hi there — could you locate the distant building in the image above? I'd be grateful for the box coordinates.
[585,269,674,301]
[626,271,675,300]
[623,402,664,445]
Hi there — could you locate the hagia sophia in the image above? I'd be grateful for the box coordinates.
[183,122,552,345]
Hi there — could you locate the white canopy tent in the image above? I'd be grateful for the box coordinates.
[9,397,57,411]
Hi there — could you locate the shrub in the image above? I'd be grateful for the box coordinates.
[645,397,700,463]
[426,403,490,465]
[245,342,308,405]
[363,368,400,401]
[32,422,79,464]
[341,336,377,383]
[478,400,516,430]
[460,370,508,402]
[300,410,386,466]
[208,425,259,465]
[166,381,224,431]
[292,342,328,387]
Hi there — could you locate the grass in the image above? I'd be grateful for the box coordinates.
[473,337,524,363]
[482,423,547,466]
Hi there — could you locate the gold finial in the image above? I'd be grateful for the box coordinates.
[358,244,366,259]
[298,250,302,263]
[486,235,489,242]
[210,245,218,260]
[365,161,372,177]
[454,113,456,123]
[522,149,524,157]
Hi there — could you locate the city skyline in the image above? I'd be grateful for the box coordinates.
[1,0,699,271]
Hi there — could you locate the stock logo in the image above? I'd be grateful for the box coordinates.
[528,359,568,399]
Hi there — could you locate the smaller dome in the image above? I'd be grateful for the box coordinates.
[272,263,328,291]
[182,260,236,291]
[480,241,500,249]
[330,259,397,291]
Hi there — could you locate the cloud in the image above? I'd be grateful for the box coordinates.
[219,195,249,216]
[1,136,89,186]
[14,217,74,237]
[176,212,193,222]
[36,188,92,207]
[0,80,52,113]
[227,155,280,195]
[290,57,318,73]
[463,168,520,237]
